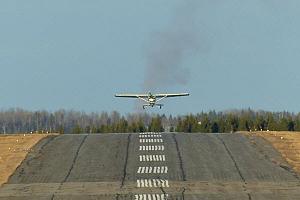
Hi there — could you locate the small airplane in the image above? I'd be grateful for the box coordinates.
[115,92,189,109]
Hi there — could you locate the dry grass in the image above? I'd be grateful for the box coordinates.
[0,134,55,186]
[244,131,300,173]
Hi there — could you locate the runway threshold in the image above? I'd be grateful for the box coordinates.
[0,133,300,200]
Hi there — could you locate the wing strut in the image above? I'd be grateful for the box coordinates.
[156,95,168,103]
[137,96,149,103]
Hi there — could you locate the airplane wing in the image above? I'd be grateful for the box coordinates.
[115,94,148,98]
[155,93,189,98]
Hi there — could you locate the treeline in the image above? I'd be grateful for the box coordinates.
[0,109,167,134]
[0,108,299,134]
[176,109,299,133]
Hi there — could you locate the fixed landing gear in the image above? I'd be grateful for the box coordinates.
[142,104,163,109]
[142,104,150,109]
[156,104,163,109]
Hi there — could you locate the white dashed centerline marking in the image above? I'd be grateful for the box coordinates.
[136,179,169,188]
[139,132,162,135]
[139,154,166,162]
[139,139,163,143]
[135,194,169,200]
[136,132,169,198]
[139,145,165,151]
[139,134,162,138]
[137,166,168,174]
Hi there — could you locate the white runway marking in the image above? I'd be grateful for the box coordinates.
[139,134,162,138]
[139,132,162,135]
[137,133,169,199]
[139,145,165,151]
[139,139,163,143]
[137,166,168,174]
[145,179,148,187]
[140,179,145,187]
[135,194,169,200]
[137,179,141,187]
[141,166,145,173]
[139,154,166,162]
[136,179,169,188]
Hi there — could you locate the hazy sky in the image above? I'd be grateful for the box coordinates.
[1,0,300,114]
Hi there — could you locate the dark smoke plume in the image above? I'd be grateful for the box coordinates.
[143,0,200,92]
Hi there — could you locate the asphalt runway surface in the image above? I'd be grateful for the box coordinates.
[0,133,300,200]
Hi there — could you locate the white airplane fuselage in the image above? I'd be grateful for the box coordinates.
[148,96,156,106]
[115,92,189,109]
[143,93,162,109]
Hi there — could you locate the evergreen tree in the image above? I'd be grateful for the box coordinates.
[267,113,277,131]
[169,126,175,132]
[137,120,146,132]
[228,114,239,133]
[287,117,295,131]
[239,115,250,131]
[278,117,288,131]
[175,118,184,132]
[255,115,267,131]
[72,124,82,134]
[149,116,164,132]
[217,117,227,133]
[211,122,219,133]
[199,114,210,133]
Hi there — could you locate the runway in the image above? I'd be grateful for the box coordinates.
[0,133,299,200]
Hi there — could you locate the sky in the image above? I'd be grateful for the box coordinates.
[0,0,300,115]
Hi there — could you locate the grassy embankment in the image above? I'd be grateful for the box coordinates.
[0,134,56,186]
[243,131,300,174]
